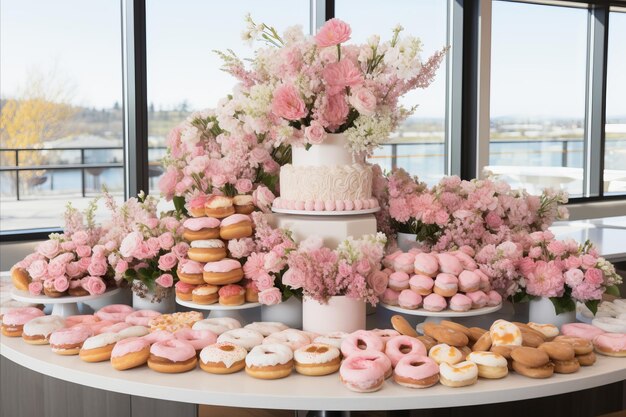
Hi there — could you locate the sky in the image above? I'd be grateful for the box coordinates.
[1,0,624,119]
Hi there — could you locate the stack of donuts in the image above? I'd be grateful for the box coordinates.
[175,194,258,306]
[381,249,502,312]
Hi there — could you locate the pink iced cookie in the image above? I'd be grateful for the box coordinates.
[423,293,447,312]
[388,271,410,291]
[398,289,422,310]
[449,293,472,312]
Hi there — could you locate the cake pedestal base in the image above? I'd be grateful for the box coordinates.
[11,288,122,317]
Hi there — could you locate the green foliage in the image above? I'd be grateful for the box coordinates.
[549,296,576,315]
[173,195,188,217]
[585,299,600,315]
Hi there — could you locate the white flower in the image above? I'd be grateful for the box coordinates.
[283,25,305,44]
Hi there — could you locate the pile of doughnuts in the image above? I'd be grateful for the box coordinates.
[381,249,502,312]
[176,194,258,307]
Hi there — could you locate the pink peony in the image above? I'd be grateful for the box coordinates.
[83,276,106,295]
[235,179,253,194]
[581,254,597,269]
[105,240,118,252]
[158,167,179,198]
[348,87,376,116]
[243,252,266,280]
[28,259,48,280]
[584,268,603,286]
[66,262,84,279]
[258,287,282,305]
[547,240,567,257]
[304,121,327,145]
[28,281,43,296]
[323,94,349,129]
[571,282,603,301]
[37,239,61,259]
[271,83,307,121]
[158,232,175,250]
[53,276,69,293]
[323,59,363,95]
[254,272,275,291]
[158,253,178,271]
[315,18,351,47]
[564,268,584,287]
[263,251,284,274]
[88,257,108,277]
[252,186,275,213]
[367,270,388,295]
[564,256,582,269]
[155,273,174,288]
[120,231,144,258]
[282,268,305,290]
[76,245,92,258]
[228,238,254,259]
[525,261,565,298]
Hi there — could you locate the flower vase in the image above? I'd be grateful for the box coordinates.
[397,233,422,252]
[528,297,576,327]
[261,296,303,329]
[302,296,366,334]
[132,290,175,314]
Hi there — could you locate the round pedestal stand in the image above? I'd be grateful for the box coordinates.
[11,288,122,317]
[175,298,261,323]
[380,303,503,329]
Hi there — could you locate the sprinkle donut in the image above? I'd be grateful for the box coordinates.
[199,342,248,374]
[385,335,427,367]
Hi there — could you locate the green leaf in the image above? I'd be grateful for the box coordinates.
[585,299,600,316]
[549,296,576,315]
[605,285,621,297]
[173,196,188,216]
[511,290,535,304]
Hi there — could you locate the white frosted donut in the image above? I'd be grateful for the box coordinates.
[263,329,311,351]
[428,343,463,365]
[490,319,522,346]
[613,299,626,309]
[527,322,559,339]
[118,325,150,339]
[200,342,247,369]
[192,317,241,335]
[618,313,626,320]
[246,343,293,367]
[82,332,121,350]
[217,328,264,351]
[439,361,478,387]
[243,322,288,336]
[314,332,349,349]
[592,317,626,333]
[23,315,65,340]
[466,351,508,367]
[294,343,341,365]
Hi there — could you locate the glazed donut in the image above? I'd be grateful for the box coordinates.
[554,335,594,355]
[188,239,227,263]
[472,330,493,351]
[436,253,463,276]
[381,288,400,306]
[388,271,410,291]
[22,315,65,345]
[263,329,311,351]
[339,353,385,392]
[449,294,472,312]
[192,317,241,335]
[592,317,626,334]
[390,315,419,337]
[521,330,545,348]
[393,252,415,274]
[111,337,151,370]
[553,358,580,374]
[175,281,195,301]
[490,320,522,346]
[203,259,244,285]
[341,332,384,357]
[409,274,434,296]
[50,327,92,355]
[576,351,597,365]
[80,332,121,362]
[561,323,605,340]
[245,343,294,379]
[148,339,197,373]
[385,335,427,367]
[118,325,149,339]
[233,194,255,214]
[95,305,134,323]
[527,322,559,340]
[244,322,288,336]
[218,328,264,351]
[424,323,468,347]
[413,253,439,277]
[199,342,247,374]
[313,332,349,350]
[423,293,447,312]
[393,355,440,388]
[538,341,575,361]
[177,259,205,285]
[466,351,508,379]
[593,333,626,357]
[182,217,220,241]
[142,330,175,344]
[428,343,463,365]
[370,329,400,344]
[466,291,488,309]
[512,361,554,379]
[1,307,45,337]
[125,310,161,327]
[219,214,253,240]
[192,284,219,305]
[10,266,30,291]
[433,273,458,297]
[204,195,235,219]
[398,289,422,310]
[175,328,217,352]
[149,311,203,333]
[218,284,245,306]
[439,361,478,387]
[458,270,480,293]
[440,321,472,339]
[294,343,341,376]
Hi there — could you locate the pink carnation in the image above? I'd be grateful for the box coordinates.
[76,245,92,258]
[315,18,351,47]
[271,83,307,121]
[323,94,349,129]
[323,59,363,95]
[258,287,282,305]
[155,273,174,288]
[525,261,565,298]
[158,232,175,250]
[243,252,266,280]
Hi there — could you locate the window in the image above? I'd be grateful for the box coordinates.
[335,0,448,184]
[145,0,310,193]
[0,0,124,232]
[604,9,626,196]
[488,1,588,197]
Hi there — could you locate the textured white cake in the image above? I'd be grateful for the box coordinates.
[272,134,378,212]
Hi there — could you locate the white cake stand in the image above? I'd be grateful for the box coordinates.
[11,288,122,317]
[272,207,380,216]
[176,298,260,321]
[380,303,502,325]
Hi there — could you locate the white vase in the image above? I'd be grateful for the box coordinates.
[302,296,366,334]
[528,297,576,327]
[397,233,422,252]
[261,296,303,329]
[132,290,175,313]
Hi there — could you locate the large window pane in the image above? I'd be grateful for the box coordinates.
[605,10,626,196]
[0,0,124,231]
[146,0,310,193]
[488,2,587,197]
[335,0,448,184]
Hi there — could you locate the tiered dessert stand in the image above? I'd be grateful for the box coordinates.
[11,287,121,317]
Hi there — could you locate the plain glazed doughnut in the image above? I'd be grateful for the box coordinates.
[468,327,488,344]
[576,351,597,365]
[244,322,288,336]
[125,310,161,327]
[22,315,65,345]
[440,321,472,338]
[561,323,605,340]
[439,361,478,387]
[510,346,550,368]
[80,332,121,362]
[294,343,342,376]
[341,332,384,357]
[393,355,440,388]
[512,361,554,378]
[527,322,559,340]
[314,332,349,350]
[429,343,463,365]
[148,339,197,373]
[538,341,575,361]
[218,328,264,351]
[554,335,594,355]
[424,324,468,347]
[174,328,217,351]
[339,353,386,392]
[199,342,247,374]
[466,351,508,379]
[552,358,580,374]
[111,337,151,370]
[385,335,427,367]
[245,343,294,379]
[192,317,242,335]
[593,333,626,357]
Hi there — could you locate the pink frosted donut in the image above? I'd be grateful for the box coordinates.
[111,336,151,358]
[357,349,392,379]
[475,269,491,292]
[339,353,386,392]
[434,273,458,297]
[413,253,439,277]
[385,335,427,367]
[341,332,384,357]
[203,259,241,273]
[466,291,488,309]
[423,293,447,312]
[449,293,472,312]
[458,270,480,292]
[126,310,162,327]
[65,315,100,327]
[562,323,605,340]
[453,251,478,271]
[99,322,131,334]
[2,307,44,326]
[95,305,134,323]
[388,271,410,291]
[409,274,434,295]
[486,290,502,306]
[381,288,400,305]
[393,354,440,388]
[593,333,626,356]
[371,329,400,345]
[398,289,422,310]
[183,216,220,230]
[174,328,217,351]
[383,250,402,268]
[89,320,115,334]
[437,253,463,276]
[49,327,92,353]
[150,339,196,362]
[220,214,251,227]
[393,253,416,274]
[262,329,310,351]
[142,330,175,344]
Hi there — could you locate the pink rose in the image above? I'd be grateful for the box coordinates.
[78,256,92,271]
[315,18,351,47]
[28,260,48,280]
[83,276,106,295]
[28,281,43,296]
[158,253,178,271]
[281,268,305,290]
[155,273,174,288]
[76,245,92,258]
[161,216,180,231]
[485,211,503,229]
[115,260,129,275]
[258,287,282,306]
[37,239,61,259]
[348,87,376,116]
[249,147,271,167]
[145,218,159,230]
[254,272,275,291]
[564,256,582,269]
[158,167,179,199]
[323,59,363,95]
[584,268,604,285]
[547,240,567,257]
[120,231,143,258]
[252,186,275,213]
[581,254,597,269]
[263,251,284,274]
[61,241,76,252]
[146,237,161,255]
[235,179,253,194]
[71,231,89,245]
[367,270,388,296]
[47,261,66,278]
[304,121,327,145]
[53,276,69,293]
[66,262,84,279]
[158,232,175,250]
[271,83,307,121]
[105,240,117,252]
[171,242,190,260]
[323,94,349,128]
[92,245,106,257]
[564,268,584,287]
[88,257,108,277]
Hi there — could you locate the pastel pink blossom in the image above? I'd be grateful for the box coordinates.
[120,231,144,258]
[348,87,376,116]
[158,167,178,198]
[282,268,305,289]
[155,273,174,288]
[53,276,70,293]
[71,231,89,246]
[367,270,388,295]
[525,261,565,298]
[158,253,178,271]
[61,241,77,252]
[547,240,567,257]
[323,94,349,129]
[271,83,307,121]
[76,245,92,258]
[254,272,275,291]
[581,254,597,269]
[227,238,255,259]
[304,121,327,145]
[83,276,106,295]
[115,260,129,275]
[28,281,43,295]
[158,232,175,250]
[564,268,584,287]
[66,262,84,279]
[584,268,603,285]
[235,179,253,194]
[28,260,48,280]
[243,252,266,280]
[88,257,108,277]
[564,256,582,269]
[252,186,275,213]
[323,59,363,95]
[571,282,603,301]
[171,242,189,259]
[263,251,284,273]
[46,261,66,278]
[258,287,282,305]
[37,240,61,259]
[315,18,351,47]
